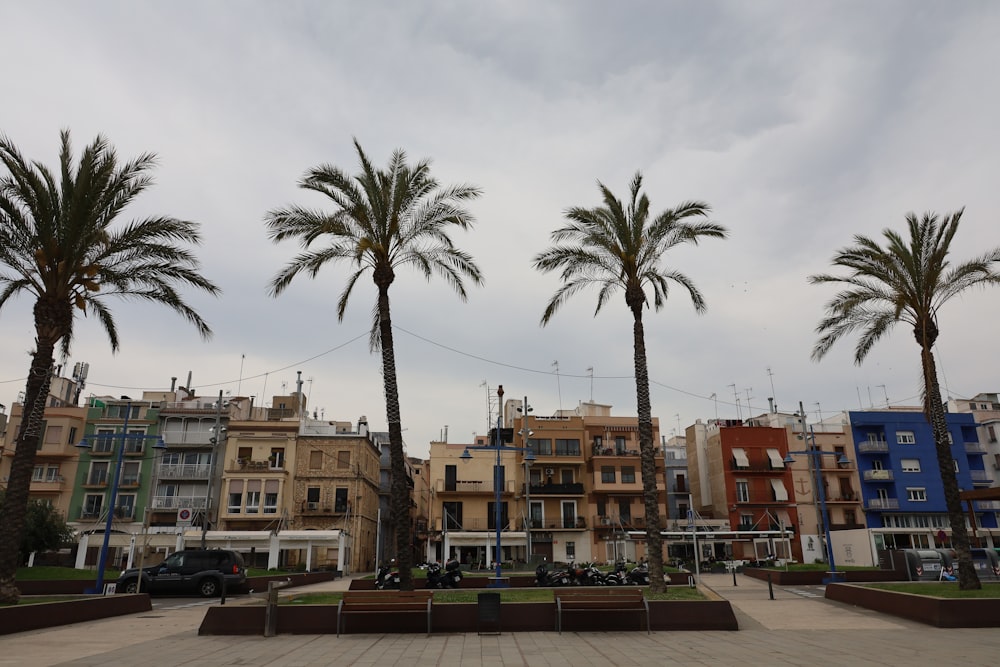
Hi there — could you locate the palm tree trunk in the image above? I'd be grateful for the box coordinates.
[919,344,981,589]
[376,282,414,591]
[0,335,56,604]
[631,310,665,592]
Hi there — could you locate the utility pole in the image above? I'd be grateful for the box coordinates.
[203,390,224,549]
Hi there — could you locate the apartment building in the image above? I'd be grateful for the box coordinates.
[849,407,998,552]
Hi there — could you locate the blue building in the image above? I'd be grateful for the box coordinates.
[849,408,996,551]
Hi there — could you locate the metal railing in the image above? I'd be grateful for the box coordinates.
[157,463,212,479]
[863,469,894,481]
[151,495,208,509]
[865,498,900,510]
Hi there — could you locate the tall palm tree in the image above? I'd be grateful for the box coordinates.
[534,172,727,592]
[0,130,220,604]
[265,139,482,590]
[810,210,1000,590]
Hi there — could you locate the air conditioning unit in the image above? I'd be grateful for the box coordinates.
[544,468,555,476]
[306,502,319,510]
[601,517,612,525]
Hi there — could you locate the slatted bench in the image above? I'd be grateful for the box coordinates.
[336,590,434,636]
[554,588,650,634]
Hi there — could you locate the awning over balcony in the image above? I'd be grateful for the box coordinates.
[766,449,784,468]
[770,478,789,501]
[732,448,750,468]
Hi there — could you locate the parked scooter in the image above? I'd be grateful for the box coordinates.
[626,562,651,586]
[603,561,629,586]
[375,562,401,590]
[535,563,571,587]
[444,559,464,588]
[573,562,606,586]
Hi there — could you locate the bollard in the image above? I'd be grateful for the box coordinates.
[688,575,695,588]
[264,581,279,637]
[221,574,227,606]
[732,564,737,587]
[767,572,774,600]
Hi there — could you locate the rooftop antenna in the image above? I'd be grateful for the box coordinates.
[744,387,753,417]
[814,402,822,423]
[237,353,245,396]
[766,367,777,411]
[877,384,889,407]
[587,366,594,402]
[729,384,740,421]
[710,393,719,422]
[553,361,562,413]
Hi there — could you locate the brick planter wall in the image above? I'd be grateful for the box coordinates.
[0,594,152,635]
[825,583,1000,628]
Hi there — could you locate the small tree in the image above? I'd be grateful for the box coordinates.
[0,491,73,565]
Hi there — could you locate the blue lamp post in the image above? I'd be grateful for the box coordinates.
[76,402,166,594]
[783,425,848,584]
[460,385,535,587]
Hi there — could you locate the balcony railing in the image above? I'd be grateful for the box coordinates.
[593,515,643,530]
[592,448,640,457]
[150,495,208,510]
[161,431,214,446]
[856,440,889,453]
[119,474,141,487]
[863,469,894,482]
[158,463,212,479]
[301,502,348,514]
[80,509,103,520]
[435,479,516,494]
[229,458,285,472]
[964,442,987,454]
[670,483,688,493]
[974,500,1000,511]
[83,474,109,488]
[826,492,860,502]
[970,469,992,484]
[865,498,900,510]
[528,482,585,495]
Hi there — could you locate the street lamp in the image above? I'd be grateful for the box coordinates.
[460,385,535,587]
[783,426,849,584]
[76,402,166,594]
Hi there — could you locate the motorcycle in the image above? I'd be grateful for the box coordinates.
[603,561,628,586]
[573,562,606,586]
[444,559,464,588]
[535,563,571,587]
[626,562,651,586]
[425,562,447,589]
[375,563,400,590]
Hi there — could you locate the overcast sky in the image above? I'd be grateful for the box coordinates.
[2,1,999,458]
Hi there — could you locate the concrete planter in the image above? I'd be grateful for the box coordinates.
[198,599,738,635]
[0,594,152,635]
[742,568,903,586]
[825,583,1000,628]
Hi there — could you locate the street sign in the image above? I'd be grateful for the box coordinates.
[177,507,193,526]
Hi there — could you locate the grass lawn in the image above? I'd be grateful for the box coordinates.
[866,583,1000,599]
[15,566,118,581]
[278,586,705,606]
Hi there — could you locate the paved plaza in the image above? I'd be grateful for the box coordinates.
[2,573,999,666]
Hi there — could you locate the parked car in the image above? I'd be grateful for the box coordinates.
[117,549,247,597]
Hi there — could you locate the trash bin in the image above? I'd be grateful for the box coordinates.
[477,592,501,635]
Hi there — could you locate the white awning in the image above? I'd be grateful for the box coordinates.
[770,478,789,502]
[766,448,784,468]
[776,510,792,528]
[732,448,750,468]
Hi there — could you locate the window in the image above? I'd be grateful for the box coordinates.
[900,458,921,473]
[45,425,63,444]
[270,448,285,469]
[227,492,242,513]
[770,478,789,502]
[32,466,45,482]
[442,502,463,530]
[116,494,136,519]
[989,425,997,443]
[896,431,915,445]
[614,436,626,455]
[844,509,857,526]
[487,501,510,530]
[601,466,616,483]
[566,541,576,559]
[907,487,927,502]
[307,487,321,503]
[953,459,960,473]
[337,451,351,469]
[732,448,750,469]
[82,494,103,518]
[735,480,749,503]
[739,513,754,529]
[555,439,580,456]
[121,462,141,486]
[245,491,260,513]
[621,466,636,484]
[263,493,279,514]
[88,461,109,485]
[309,451,323,469]
[68,426,78,445]
[560,469,573,484]
[335,488,349,513]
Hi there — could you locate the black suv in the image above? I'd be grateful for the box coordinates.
[117,549,247,597]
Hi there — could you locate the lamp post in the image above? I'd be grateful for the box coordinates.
[76,402,166,594]
[783,426,849,584]
[517,396,534,563]
[460,385,536,587]
[203,390,226,549]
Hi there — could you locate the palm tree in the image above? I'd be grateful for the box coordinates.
[534,172,727,592]
[0,130,220,604]
[265,139,483,590]
[810,210,1000,590]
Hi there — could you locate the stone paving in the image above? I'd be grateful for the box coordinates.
[2,572,999,666]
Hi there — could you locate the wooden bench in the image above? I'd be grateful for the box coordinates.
[554,588,650,634]
[336,590,434,637]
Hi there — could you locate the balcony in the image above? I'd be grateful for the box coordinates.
[151,495,207,510]
[300,502,347,515]
[591,447,640,457]
[970,469,992,485]
[729,464,786,474]
[670,483,688,494]
[29,477,65,492]
[828,522,864,531]
[863,469,894,482]
[119,474,141,488]
[435,479,516,494]
[857,440,889,454]
[158,463,212,480]
[964,442,987,454]
[593,515,644,530]
[974,500,1000,511]
[113,506,136,521]
[79,509,103,520]
[228,458,285,473]
[82,474,109,489]
[161,431,214,447]
[528,482,585,496]
[826,492,860,502]
[865,498,900,510]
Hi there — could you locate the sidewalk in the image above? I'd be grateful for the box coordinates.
[4,573,1000,666]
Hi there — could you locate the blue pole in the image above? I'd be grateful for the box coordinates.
[94,402,131,593]
[494,415,503,582]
